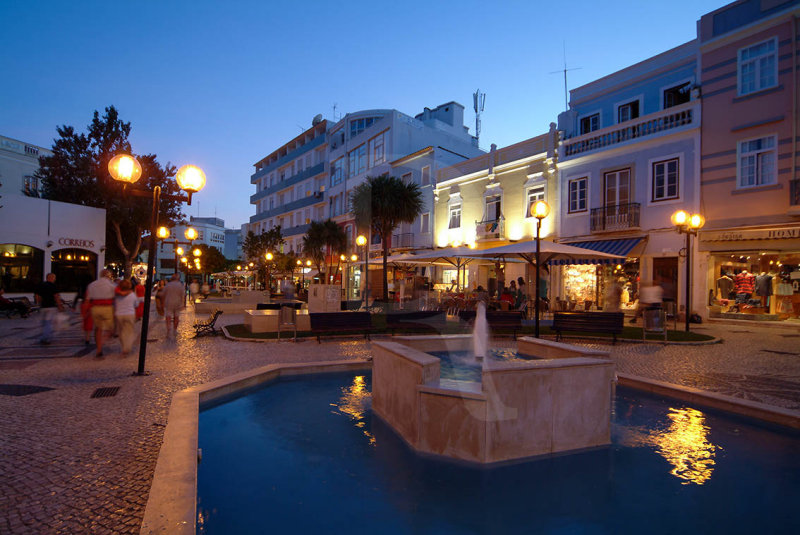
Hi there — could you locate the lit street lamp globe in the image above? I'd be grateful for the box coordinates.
[670,210,689,227]
[156,226,170,239]
[296,259,302,266]
[689,213,706,230]
[176,247,184,256]
[193,248,202,257]
[531,200,551,220]
[305,260,312,267]
[350,254,358,262]
[185,227,198,241]
[265,252,273,261]
[108,154,142,184]
[181,257,188,264]
[175,165,207,194]
[356,235,367,246]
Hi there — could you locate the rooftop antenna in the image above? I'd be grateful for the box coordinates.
[549,42,581,111]
[473,89,486,143]
[332,102,339,122]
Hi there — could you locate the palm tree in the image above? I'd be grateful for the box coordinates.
[350,174,423,300]
[302,219,348,283]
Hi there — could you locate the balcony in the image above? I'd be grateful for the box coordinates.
[250,162,326,203]
[562,102,697,159]
[249,194,322,223]
[392,233,414,249]
[476,218,504,240]
[590,203,640,232]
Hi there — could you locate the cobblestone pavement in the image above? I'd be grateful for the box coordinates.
[1,307,799,534]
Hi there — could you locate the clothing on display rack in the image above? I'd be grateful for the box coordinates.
[716,275,734,298]
[754,273,773,296]
[734,271,755,295]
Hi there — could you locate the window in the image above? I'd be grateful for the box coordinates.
[652,159,679,201]
[449,204,462,229]
[421,213,430,233]
[738,135,776,187]
[368,132,385,168]
[401,172,412,185]
[663,82,691,109]
[421,165,431,186]
[269,197,274,210]
[484,194,501,222]
[348,144,366,177]
[350,117,376,138]
[568,177,587,213]
[617,101,639,123]
[23,175,38,195]
[738,38,777,95]
[330,157,344,186]
[579,114,599,135]
[526,184,545,216]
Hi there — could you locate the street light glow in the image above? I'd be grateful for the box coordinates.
[305,260,312,266]
[193,248,202,257]
[689,214,706,230]
[156,226,170,239]
[184,227,198,241]
[531,200,551,220]
[350,254,358,262]
[265,252,273,261]
[176,247,184,256]
[356,235,367,246]
[108,154,142,184]
[175,165,207,193]
[671,210,689,227]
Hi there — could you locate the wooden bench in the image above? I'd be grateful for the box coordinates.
[552,311,625,344]
[385,311,447,335]
[193,309,223,337]
[458,310,524,339]
[309,311,374,343]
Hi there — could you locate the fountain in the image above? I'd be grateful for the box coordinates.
[473,301,489,360]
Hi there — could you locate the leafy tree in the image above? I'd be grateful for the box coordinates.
[351,174,423,300]
[302,219,347,283]
[242,227,284,262]
[36,106,183,277]
[194,244,228,277]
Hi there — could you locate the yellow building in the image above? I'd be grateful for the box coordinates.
[433,125,559,292]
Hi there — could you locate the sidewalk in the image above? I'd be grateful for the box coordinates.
[0,308,798,534]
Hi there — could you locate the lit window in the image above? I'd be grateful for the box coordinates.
[738,136,776,187]
[484,194,502,222]
[568,178,587,213]
[526,185,546,216]
[449,204,462,229]
[652,158,679,201]
[738,38,777,95]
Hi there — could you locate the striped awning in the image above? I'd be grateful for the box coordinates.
[550,238,643,265]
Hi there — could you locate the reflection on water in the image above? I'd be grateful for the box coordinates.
[649,407,718,485]
[332,375,375,446]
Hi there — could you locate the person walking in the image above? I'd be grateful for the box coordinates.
[630,279,664,324]
[34,273,63,345]
[86,270,117,357]
[132,277,145,320]
[162,273,185,340]
[114,280,140,357]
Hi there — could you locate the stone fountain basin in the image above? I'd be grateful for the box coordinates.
[372,335,615,464]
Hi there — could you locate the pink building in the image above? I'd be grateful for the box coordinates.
[697,0,800,322]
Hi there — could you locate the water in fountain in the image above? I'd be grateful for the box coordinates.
[473,300,489,361]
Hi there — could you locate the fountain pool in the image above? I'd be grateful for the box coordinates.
[197,372,800,534]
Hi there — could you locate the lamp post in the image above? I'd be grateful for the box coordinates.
[108,155,205,375]
[671,210,705,332]
[265,252,273,293]
[356,235,367,307]
[531,200,551,338]
[156,226,198,275]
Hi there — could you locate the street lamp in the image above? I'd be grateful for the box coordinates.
[109,154,205,375]
[193,248,202,257]
[157,227,197,275]
[671,209,705,332]
[531,200,550,338]
[356,234,368,307]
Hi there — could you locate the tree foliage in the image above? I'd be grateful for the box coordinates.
[193,244,228,276]
[350,174,423,299]
[242,227,284,262]
[35,106,183,276]
[302,219,348,283]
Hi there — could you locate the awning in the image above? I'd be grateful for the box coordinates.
[550,238,643,265]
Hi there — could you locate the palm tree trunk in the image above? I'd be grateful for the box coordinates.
[382,235,389,303]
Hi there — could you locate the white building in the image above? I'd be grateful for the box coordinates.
[156,216,228,280]
[0,134,106,293]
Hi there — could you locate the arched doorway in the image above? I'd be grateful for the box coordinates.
[51,249,97,293]
[0,243,44,292]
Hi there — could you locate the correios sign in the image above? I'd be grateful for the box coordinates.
[700,227,800,242]
[57,237,95,248]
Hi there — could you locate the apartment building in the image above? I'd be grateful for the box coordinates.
[556,41,701,315]
[248,118,329,255]
[695,0,800,322]
[156,216,228,279]
[432,127,559,291]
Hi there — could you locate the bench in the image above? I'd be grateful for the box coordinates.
[385,311,447,335]
[552,311,624,344]
[309,311,374,343]
[194,309,223,337]
[458,310,524,339]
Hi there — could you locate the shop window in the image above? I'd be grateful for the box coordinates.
[738,135,776,188]
[652,158,679,201]
[448,204,462,229]
[663,82,691,109]
[1,244,44,292]
[526,185,546,217]
[568,178,587,213]
[579,113,599,135]
[738,37,777,96]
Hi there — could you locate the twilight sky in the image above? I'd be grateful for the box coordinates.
[1,0,723,229]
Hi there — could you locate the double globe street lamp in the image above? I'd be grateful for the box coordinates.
[671,210,705,332]
[108,154,206,375]
[531,200,551,338]
[156,225,200,274]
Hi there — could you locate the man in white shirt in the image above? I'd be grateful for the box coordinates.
[86,269,117,357]
[114,279,140,357]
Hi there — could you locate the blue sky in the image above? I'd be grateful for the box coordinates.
[1,0,724,229]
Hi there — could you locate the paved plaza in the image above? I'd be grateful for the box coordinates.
[1,306,799,534]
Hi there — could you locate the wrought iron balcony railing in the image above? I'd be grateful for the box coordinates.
[392,232,414,249]
[590,203,640,232]
[476,218,504,240]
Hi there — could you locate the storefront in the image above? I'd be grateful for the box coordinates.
[699,225,800,322]
[0,197,105,294]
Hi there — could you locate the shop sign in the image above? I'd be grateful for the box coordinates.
[57,237,95,248]
[700,228,800,242]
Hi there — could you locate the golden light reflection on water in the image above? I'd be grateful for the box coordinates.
[332,375,376,446]
[650,407,718,485]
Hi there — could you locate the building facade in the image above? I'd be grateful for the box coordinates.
[696,0,800,322]
[156,216,228,280]
[0,135,106,293]
[556,41,702,316]
[433,127,559,292]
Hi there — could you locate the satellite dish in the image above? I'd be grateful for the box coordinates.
[312,114,323,126]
